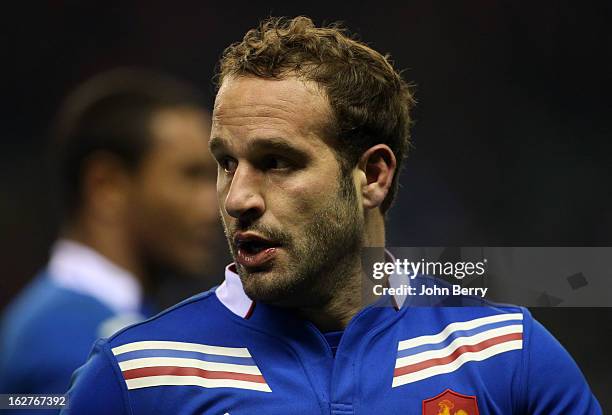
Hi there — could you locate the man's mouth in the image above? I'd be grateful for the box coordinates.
[234,233,281,268]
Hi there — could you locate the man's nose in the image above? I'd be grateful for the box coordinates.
[224,164,265,220]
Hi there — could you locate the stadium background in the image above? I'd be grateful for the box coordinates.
[1,1,610,408]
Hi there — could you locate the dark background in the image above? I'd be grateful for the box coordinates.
[1,0,611,409]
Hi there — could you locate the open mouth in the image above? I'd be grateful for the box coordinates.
[234,233,281,268]
[236,238,277,254]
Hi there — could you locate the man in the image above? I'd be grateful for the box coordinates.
[0,69,222,403]
[62,18,601,414]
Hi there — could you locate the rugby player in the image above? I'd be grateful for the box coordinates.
[62,18,601,414]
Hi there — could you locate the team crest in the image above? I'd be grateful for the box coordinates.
[422,389,479,415]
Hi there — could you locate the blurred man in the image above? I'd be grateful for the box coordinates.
[0,69,222,401]
[62,18,601,414]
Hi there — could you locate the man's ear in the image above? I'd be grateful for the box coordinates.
[358,144,397,210]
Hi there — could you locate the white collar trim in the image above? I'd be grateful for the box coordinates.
[48,239,143,313]
[215,264,254,318]
[386,249,409,309]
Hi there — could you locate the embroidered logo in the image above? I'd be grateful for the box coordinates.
[422,389,479,415]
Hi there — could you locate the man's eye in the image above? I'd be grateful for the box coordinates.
[219,157,237,173]
[262,156,292,171]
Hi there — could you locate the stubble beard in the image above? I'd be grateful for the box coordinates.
[223,174,364,307]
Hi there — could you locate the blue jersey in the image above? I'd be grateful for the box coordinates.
[0,274,116,395]
[0,273,151,415]
[0,240,151,403]
[62,265,601,414]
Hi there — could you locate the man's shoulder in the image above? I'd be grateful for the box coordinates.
[437,301,526,320]
[104,287,227,348]
[2,273,113,343]
[400,300,528,327]
[62,287,264,414]
[6,271,112,313]
[398,276,529,330]
[0,273,115,392]
[395,298,531,357]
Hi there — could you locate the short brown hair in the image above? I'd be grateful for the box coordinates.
[216,16,415,213]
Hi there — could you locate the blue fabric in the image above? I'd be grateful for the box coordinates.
[61,282,602,414]
[523,319,602,414]
[0,272,153,415]
[61,339,129,415]
[323,331,343,357]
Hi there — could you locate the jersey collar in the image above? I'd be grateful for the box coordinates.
[215,263,255,319]
[48,238,143,313]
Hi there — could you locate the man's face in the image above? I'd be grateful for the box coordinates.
[210,76,364,307]
[128,107,223,276]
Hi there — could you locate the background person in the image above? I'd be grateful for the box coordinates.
[0,69,224,404]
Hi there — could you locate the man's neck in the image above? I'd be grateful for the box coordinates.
[296,263,364,332]
[296,209,386,332]
[62,218,146,286]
